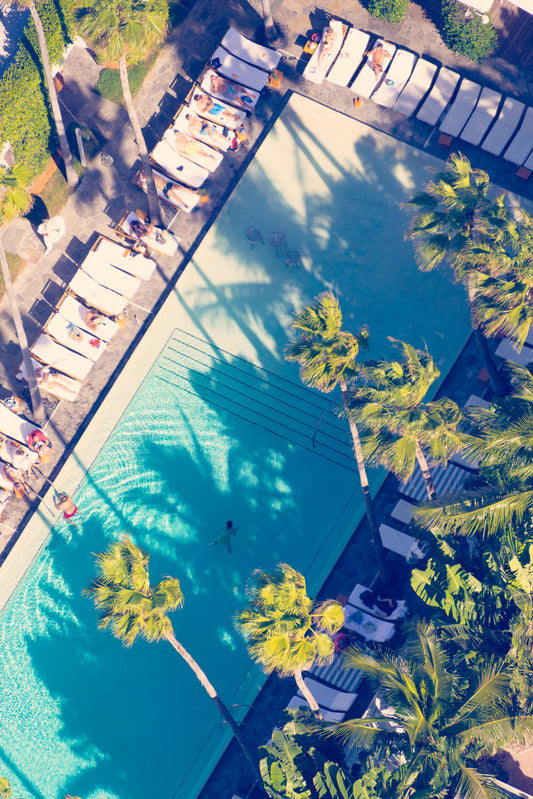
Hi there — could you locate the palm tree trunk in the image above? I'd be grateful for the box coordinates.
[261,0,278,42]
[467,278,507,396]
[0,240,45,422]
[341,384,385,569]
[164,630,262,784]
[415,441,436,501]
[294,667,322,719]
[119,55,161,226]
[28,3,78,189]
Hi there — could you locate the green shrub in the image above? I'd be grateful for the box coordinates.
[367,0,410,24]
[440,0,497,62]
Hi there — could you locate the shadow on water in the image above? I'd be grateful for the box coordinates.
[0,97,473,799]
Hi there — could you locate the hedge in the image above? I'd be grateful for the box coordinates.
[0,0,77,178]
[367,0,410,24]
[440,0,498,62]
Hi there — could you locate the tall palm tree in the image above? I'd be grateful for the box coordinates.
[347,340,464,500]
[77,0,167,224]
[235,563,344,719]
[7,0,78,187]
[0,163,44,421]
[285,291,383,564]
[331,624,533,799]
[404,153,510,395]
[0,777,10,798]
[85,536,262,783]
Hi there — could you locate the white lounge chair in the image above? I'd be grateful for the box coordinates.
[56,294,120,342]
[504,107,533,165]
[465,394,490,409]
[495,338,533,366]
[133,168,200,214]
[347,584,407,621]
[173,108,234,152]
[286,695,346,722]
[302,676,358,713]
[343,606,396,642]
[119,212,180,257]
[209,47,270,90]
[17,357,82,402]
[220,27,281,72]
[460,87,502,146]
[303,19,345,84]
[81,252,141,299]
[416,67,460,125]
[482,97,525,156]
[200,68,260,110]
[163,125,224,171]
[0,403,44,449]
[394,58,437,116]
[69,271,126,318]
[189,89,246,130]
[326,27,369,87]
[92,237,156,280]
[31,334,93,381]
[372,49,417,108]
[307,651,363,693]
[379,524,426,562]
[400,461,468,502]
[351,39,396,99]
[151,139,209,188]
[0,436,37,473]
[45,313,106,362]
[439,79,481,137]
[391,498,416,525]
[523,146,533,172]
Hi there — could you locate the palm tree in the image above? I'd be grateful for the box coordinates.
[235,563,344,719]
[404,152,510,395]
[331,624,533,799]
[285,291,383,564]
[0,163,44,421]
[6,0,78,187]
[77,0,167,224]
[347,340,464,500]
[0,777,10,799]
[261,0,278,42]
[85,536,261,783]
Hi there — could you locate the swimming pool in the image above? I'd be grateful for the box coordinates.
[0,94,471,799]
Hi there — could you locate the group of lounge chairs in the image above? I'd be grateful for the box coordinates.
[304,18,533,172]
[133,27,281,213]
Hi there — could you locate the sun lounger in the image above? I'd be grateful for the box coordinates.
[173,107,234,152]
[495,338,533,366]
[351,39,396,99]
[45,312,106,362]
[379,523,426,561]
[394,58,437,116]
[391,498,416,525]
[17,357,83,402]
[0,434,38,472]
[133,168,200,214]
[416,67,460,125]
[460,87,501,145]
[163,125,224,172]
[327,27,369,87]
[286,695,346,722]
[220,27,281,72]
[303,19,345,84]
[307,651,363,693]
[343,605,396,642]
[482,97,525,156]
[209,47,270,91]
[189,89,246,131]
[523,146,533,172]
[504,107,533,165]
[302,676,358,713]
[151,139,209,188]
[200,68,260,110]
[0,403,44,449]
[372,49,417,108]
[465,394,490,409]
[439,79,481,137]
[118,211,180,257]
[400,461,468,502]
[31,334,93,381]
[92,237,156,280]
[347,584,407,621]
[56,294,119,342]
[81,252,141,299]
[69,271,128,317]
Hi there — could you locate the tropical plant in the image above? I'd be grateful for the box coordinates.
[285,291,383,564]
[404,153,510,395]
[0,776,10,799]
[440,0,498,63]
[235,563,344,719]
[77,0,168,224]
[346,340,464,500]
[367,0,410,24]
[331,624,533,799]
[85,536,261,782]
[0,163,44,420]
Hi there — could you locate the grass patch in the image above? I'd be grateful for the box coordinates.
[39,166,71,217]
[0,251,27,302]
[95,50,160,105]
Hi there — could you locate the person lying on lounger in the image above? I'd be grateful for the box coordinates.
[138,170,196,211]
[33,365,80,403]
[367,42,392,80]
[1,462,28,498]
[192,93,242,125]
[82,308,107,333]
[317,25,341,67]
[170,130,220,166]
[185,114,235,150]
[208,74,255,108]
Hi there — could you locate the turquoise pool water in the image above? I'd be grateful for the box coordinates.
[0,94,471,799]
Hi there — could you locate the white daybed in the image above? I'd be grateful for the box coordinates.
[326,27,369,87]
[151,139,209,188]
[351,39,396,99]
[163,125,224,172]
[220,27,281,72]
[439,79,481,137]
[503,107,533,165]
[303,19,345,84]
[372,49,417,108]
[460,87,502,146]
[209,47,270,90]
[393,58,437,116]
[481,97,525,156]
[416,67,460,125]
